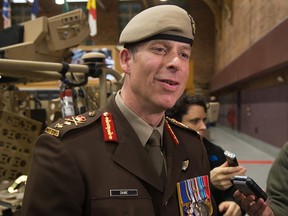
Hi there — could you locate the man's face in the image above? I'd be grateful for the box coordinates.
[181,105,207,138]
[120,40,191,113]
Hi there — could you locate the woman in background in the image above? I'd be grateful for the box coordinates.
[166,93,246,216]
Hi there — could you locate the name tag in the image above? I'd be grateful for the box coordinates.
[110,189,138,197]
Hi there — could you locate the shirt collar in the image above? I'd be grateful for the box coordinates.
[115,91,164,147]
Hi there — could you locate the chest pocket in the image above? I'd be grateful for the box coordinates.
[90,172,159,215]
[91,196,154,216]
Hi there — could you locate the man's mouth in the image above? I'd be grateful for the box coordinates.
[160,79,179,86]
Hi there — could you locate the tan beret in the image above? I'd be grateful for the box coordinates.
[119,5,196,46]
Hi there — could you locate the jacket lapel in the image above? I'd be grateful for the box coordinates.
[104,97,164,191]
[113,130,164,191]
[163,126,188,201]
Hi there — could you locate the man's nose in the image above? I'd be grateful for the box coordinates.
[200,120,207,130]
[166,53,181,71]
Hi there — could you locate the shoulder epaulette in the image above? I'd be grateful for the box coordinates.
[166,117,189,129]
[166,116,200,137]
[44,110,101,139]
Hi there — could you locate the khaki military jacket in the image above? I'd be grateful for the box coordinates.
[266,141,288,215]
[22,96,216,216]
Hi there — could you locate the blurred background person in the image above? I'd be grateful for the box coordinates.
[166,93,247,216]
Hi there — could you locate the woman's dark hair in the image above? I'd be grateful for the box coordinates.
[166,93,208,122]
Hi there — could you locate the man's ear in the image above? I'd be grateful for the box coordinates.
[119,48,132,75]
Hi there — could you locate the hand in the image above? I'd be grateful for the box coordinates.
[218,201,242,216]
[233,190,275,216]
[210,161,246,190]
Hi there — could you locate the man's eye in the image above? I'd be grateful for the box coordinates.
[180,52,190,59]
[152,47,166,53]
[191,119,199,125]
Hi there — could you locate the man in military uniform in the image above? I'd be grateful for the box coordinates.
[22,5,217,216]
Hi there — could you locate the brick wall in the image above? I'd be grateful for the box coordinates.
[90,0,119,45]
[215,0,288,73]
[188,0,215,93]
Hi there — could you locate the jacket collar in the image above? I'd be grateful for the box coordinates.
[103,96,187,195]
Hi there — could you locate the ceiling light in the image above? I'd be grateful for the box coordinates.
[11,0,88,3]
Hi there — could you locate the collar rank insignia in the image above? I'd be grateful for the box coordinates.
[165,121,179,145]
[44,127,60,137]
[177,175,213,216]
[101,112,118,142]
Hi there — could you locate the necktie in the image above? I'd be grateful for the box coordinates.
[146,130,165,176]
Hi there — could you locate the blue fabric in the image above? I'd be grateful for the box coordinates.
[209,155,219,162]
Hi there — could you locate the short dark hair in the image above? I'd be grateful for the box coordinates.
[166,93,208,122]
